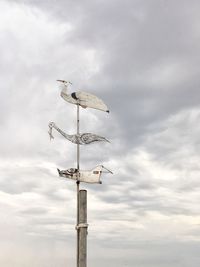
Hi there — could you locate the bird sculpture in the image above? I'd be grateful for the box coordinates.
[48,122,109,144]
[57,165,113,184]
[57,80,109,113]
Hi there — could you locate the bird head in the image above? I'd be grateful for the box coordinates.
[57,80,72,95]
[48,121,55,128]
[57,80,72,85]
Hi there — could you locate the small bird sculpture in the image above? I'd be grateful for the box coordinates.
[48,122,109,144]
[57,80,109,113]
[57,165,113,184]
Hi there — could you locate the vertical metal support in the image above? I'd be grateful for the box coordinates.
[78,190,87,267]
[76,104,80,267]
[77,103,80,171]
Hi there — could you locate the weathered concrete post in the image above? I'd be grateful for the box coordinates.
[78,189,88,267]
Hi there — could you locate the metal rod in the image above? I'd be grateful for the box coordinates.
[76,103,80,267]
[77,103,80,170]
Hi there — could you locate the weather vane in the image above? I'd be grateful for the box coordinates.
[48,80,112,267]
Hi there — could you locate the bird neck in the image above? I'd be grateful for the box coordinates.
[61,83,68,96]
[52,124,72,141]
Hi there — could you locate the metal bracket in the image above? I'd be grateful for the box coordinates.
[75,223,89,230]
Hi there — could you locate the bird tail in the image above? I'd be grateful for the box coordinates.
[97,136,110,143]
[103,137,110,143]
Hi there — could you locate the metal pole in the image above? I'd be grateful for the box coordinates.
[76,103,80,267]
[77,103,80,170]
[78,190,87,267]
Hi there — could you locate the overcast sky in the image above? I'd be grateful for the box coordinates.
[1,0,200,266]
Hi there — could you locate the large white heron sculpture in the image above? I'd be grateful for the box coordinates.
[57,80,109,113]
[48,122,109,144]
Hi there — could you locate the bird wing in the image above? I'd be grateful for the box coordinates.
[80,133,109,144]
[76,91,109,112]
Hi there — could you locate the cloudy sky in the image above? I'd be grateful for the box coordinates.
[1,0,200,266]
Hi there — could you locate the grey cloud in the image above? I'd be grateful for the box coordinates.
[0,167,39,194]
[20,207,48,215]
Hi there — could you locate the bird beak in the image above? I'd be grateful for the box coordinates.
[56,80,72,85]
[48,127,54,140]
